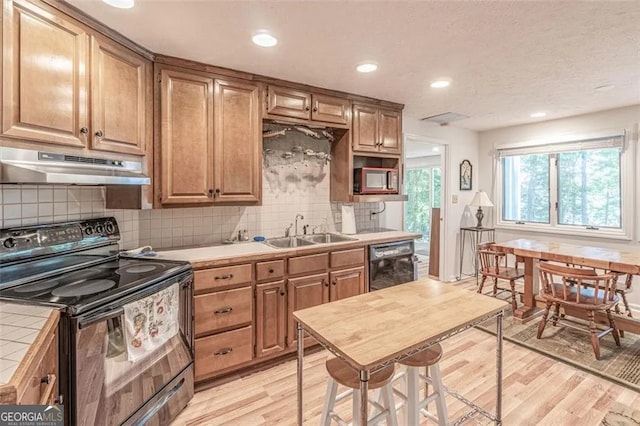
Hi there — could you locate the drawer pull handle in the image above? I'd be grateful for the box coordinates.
[214,307,233,314]
[39,373,57,405]
[214,348,233,356]
[214,274,234,280]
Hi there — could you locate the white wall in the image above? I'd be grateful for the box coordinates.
[478,105,640,305]
[378,116,480,281]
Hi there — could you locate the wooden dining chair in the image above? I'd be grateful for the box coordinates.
[537,262,621,360]
[476,242,525,312]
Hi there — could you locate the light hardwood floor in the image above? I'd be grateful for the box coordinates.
[172,317,639,425]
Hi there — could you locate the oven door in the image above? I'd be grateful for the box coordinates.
[369,254,417,291]
[69,271,193,426]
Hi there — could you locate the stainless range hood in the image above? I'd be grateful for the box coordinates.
[0,147,150,185]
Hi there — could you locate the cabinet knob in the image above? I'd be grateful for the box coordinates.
[305,106,311,111]
[269,268,274,273]
[280,289,285,296]
[312,107,318,112]
[332,279,337,285]
[214,188,221,198]
[80,127,89,134]
[323,280,329,287]
[95,130,104,138]
[208,189,214,197]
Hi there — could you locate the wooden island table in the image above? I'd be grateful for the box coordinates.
[493,239,640,333]
[293,279,509,425]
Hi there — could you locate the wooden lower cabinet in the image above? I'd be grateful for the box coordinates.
[255,281,287,358]
[194,326,253,381]
[286,273,329,347]
[194,286,252,336]
[330,267,365,301]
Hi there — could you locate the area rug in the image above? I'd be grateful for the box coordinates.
[473,291,640,393]
[600,402,640,425]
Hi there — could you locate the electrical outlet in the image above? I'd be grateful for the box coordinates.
[452,194,458,204]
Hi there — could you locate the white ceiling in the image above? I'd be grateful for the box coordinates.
[68,0,640,131]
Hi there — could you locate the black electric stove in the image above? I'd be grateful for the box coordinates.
[0,217,190,314]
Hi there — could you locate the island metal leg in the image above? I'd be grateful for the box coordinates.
[359,370,369,426]
[297,323,304,426]
[496,311,503,425]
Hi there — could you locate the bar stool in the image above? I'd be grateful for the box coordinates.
[392,343,449,426]
[320,357,398,426]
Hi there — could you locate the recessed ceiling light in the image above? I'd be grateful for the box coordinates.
[595,84,615,91]
[102,0,134,8]
[530,112,547,118]
[356,63,378,73]
[430,79,451,89]
[252,32,278,48]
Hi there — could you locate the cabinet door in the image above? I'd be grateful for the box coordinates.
[256,281,287,358]
[90,35,151,155]
[213,79,261,203]
[352,104,379,153]
[2,0,88,147]
[159,68,214,204]
[286,273,329,348]
[330,267,365,302]
[265,86,311,120]
[378,109,402,154]
[311,94,349,125]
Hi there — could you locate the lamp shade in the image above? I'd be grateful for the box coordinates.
[469,190,493,207]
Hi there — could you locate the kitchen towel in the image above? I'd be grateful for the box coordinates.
[123,283,179,362]
[341,205,357,234]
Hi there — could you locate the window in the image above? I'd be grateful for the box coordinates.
[497,135,630,238]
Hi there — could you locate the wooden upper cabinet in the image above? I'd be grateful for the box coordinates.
[90,35,151,155]
[159,67,214,204]
[213,79,261,203]
[311,94,349,126]
[378,109,402,154]
[2,0,89,147]
[352,103,402,155]
[352,103,379,153]
[265,85,350,127]
[266,86,311,120]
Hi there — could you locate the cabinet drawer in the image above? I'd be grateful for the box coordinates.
[17,331,58,405]
[194,264,252,292]
[256,260,285,282]
[331,248,365,269]
[288,253,329,276]
[195,326,253,379]
[195,287,252,335]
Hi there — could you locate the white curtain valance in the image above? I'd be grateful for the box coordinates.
[497,134,624,157]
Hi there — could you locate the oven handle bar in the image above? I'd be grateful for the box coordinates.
[78,308,124,329]
[77,271,193,329]
[131,377,185,426]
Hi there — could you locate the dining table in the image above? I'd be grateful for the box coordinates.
[293,279,509,425]
[492,239,640,333]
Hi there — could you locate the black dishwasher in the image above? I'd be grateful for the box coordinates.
[369,240,418,291]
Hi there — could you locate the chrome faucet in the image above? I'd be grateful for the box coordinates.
[284,223,293,237]
[295,214,304,236]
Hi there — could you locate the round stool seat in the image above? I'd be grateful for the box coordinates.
[325,357,394,390]
[399,343,443,367]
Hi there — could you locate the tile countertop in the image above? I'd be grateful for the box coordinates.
[0,302,56,385]
[153,230,421,268]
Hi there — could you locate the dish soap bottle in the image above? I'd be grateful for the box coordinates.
[243,230,249,241]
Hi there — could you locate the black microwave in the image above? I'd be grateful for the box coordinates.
[353,167,399,194]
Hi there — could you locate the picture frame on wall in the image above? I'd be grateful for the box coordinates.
[460,159,472,190]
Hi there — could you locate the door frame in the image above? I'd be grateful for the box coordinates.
[401,133,448,282]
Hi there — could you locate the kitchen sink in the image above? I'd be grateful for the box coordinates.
[264,237,316,248]
[301,233,358,244]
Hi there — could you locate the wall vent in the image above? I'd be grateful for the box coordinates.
[420,112,469,126]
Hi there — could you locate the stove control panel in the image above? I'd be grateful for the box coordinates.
[0,217,120,261]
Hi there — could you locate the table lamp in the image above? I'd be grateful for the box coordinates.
[469,190,494,228]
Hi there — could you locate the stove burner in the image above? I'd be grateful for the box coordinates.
[64,269,103,282]
[124,263,164,274]
[52,279,116,297]
[13,280,59,293]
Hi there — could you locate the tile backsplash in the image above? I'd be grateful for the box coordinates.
[0,167,381,252]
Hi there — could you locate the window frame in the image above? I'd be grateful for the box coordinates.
[495,134,634,241]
